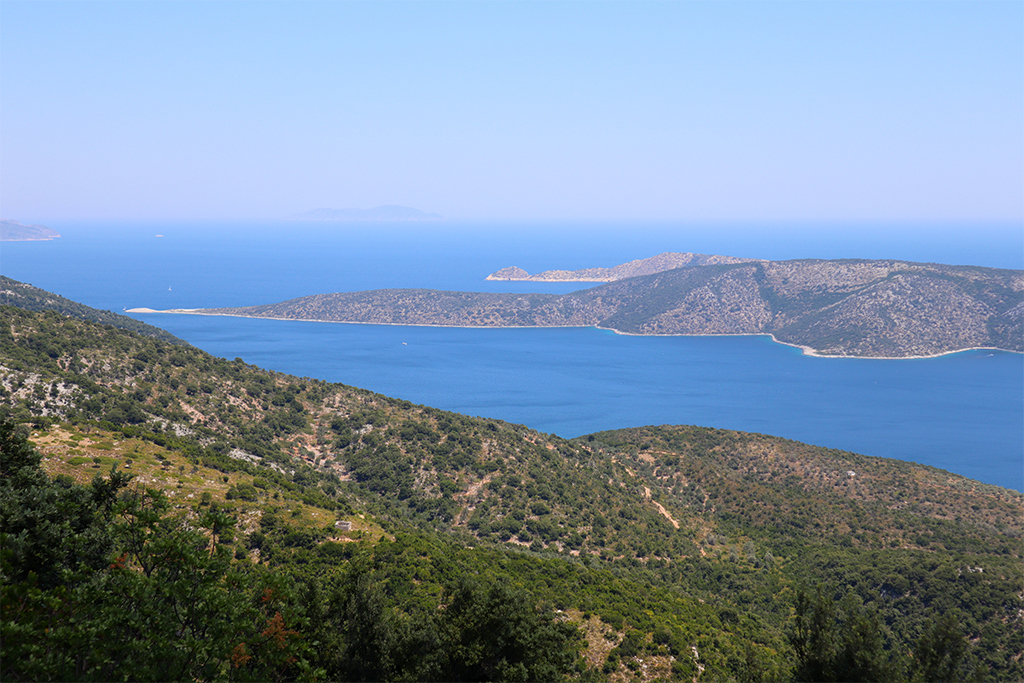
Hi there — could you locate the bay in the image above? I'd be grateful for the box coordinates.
[2,220,1021,491]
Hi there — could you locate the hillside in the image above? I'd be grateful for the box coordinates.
[149,258,1024,357]
[485,252,755,282]
[1,275,187,345]
[2,294,1022,681]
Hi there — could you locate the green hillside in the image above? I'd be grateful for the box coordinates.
[2,297,1022,681]
[1,275,187,345]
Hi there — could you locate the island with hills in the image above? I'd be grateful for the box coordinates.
[2,282,1023,680]
[135,255,1024,358]
[290,205,443,221]
[0,218,60,241]
[486,252,755,281]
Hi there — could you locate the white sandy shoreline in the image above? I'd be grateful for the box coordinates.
[126,307,1020,360]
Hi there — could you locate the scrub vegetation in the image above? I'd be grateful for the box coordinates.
[2,294,1022,681]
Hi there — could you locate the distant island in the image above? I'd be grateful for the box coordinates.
[486,252,755,281]
[290,205,443,221]
[0,219,60,241]
[133,256,1024,358]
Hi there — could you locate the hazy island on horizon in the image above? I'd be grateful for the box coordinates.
[290,205,443,222]
[486,252,756,282]
[0,219,60,241]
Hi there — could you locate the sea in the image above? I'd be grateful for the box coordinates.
[3,220,1022,492]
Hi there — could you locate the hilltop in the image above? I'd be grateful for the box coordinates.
[2,285,1022,681]
[151,257,1024,357]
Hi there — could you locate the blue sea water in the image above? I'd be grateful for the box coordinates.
[3,220,1022,491]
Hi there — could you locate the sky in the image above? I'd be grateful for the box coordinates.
[1,1,1022,223]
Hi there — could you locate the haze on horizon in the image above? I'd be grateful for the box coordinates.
[1,1,1021,225]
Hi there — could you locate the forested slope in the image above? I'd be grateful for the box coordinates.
[2,300,1022,681]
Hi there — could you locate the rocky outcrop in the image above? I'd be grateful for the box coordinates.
[487,266,530,280]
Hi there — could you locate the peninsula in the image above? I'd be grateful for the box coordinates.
[132,257,1024,358]
[0,219,60,241]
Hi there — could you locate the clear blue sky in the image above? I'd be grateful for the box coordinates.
[1,1,1021,222]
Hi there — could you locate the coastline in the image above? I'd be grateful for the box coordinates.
[596,327,1014,360]
[127,307,593,331]
[126,308,1020,360]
